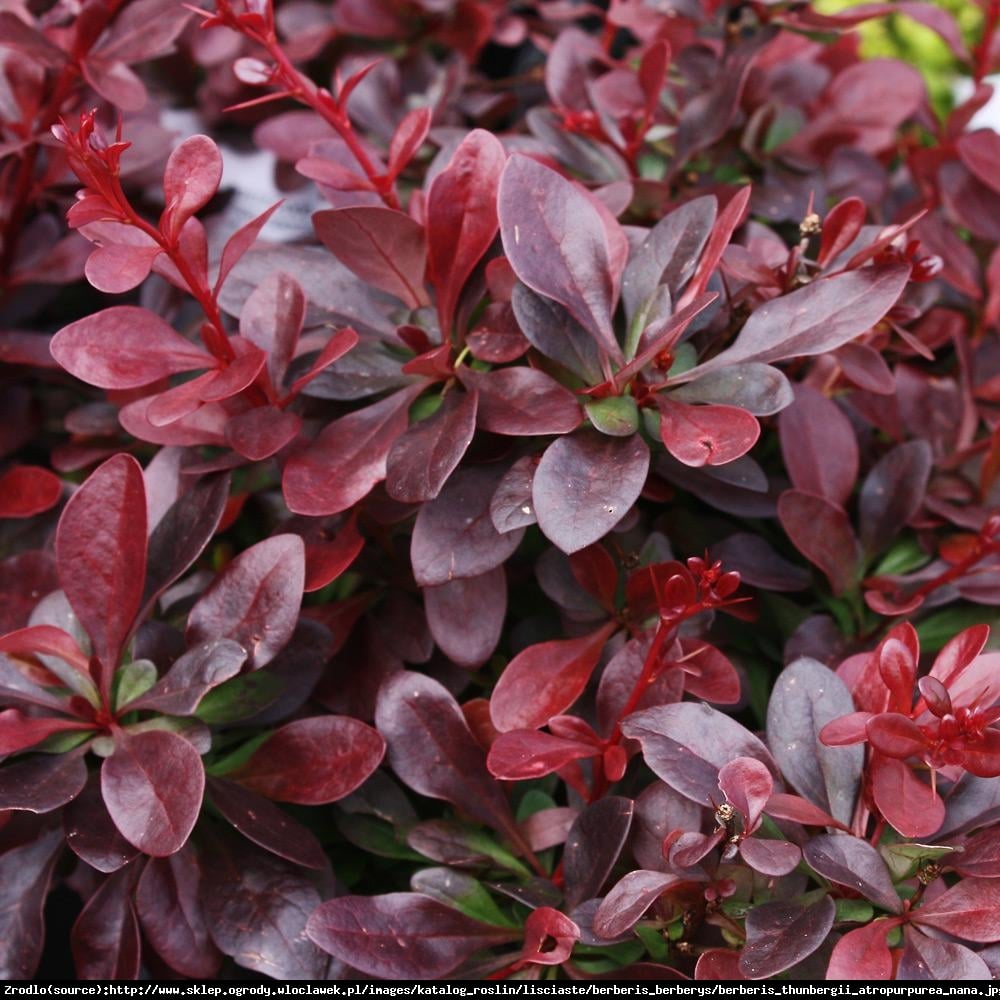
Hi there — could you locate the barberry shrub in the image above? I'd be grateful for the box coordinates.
[2,0,1000,982]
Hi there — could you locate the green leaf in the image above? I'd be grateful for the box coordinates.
[835,899,874,924]
[336,814,424,862]
[206,730,272,776]
[516,789,557,822]
[195,670,283,724]
[634,924,670,961]
[879,842,959,882]
[871,536,930,576]
[114,658,157,711]
[586,396,640,437]
[411,867,519,928]
[917,606,1000,653]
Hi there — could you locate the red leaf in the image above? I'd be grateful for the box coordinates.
[426,129,505,336]
[85,241,161,293]
[161,135,223,239]
[680,186,751,305]
[224,406,302,461]
[283,384,423,516]
[0,708,93,755]
[101,728,205,857]
[186,534,305,669]
[777,490,862,596]
[914,878,1000,943]
[533,430,649,554]
[718,756,772,831]
[0,624,91,676]
[487,729,597,780]
[490,621,617,732]
[56,453,147,679]
[234,716,385,805]
[307,893,516,980]
[314,206,428,308]
[866,713,926,759]
[388,106,432,180]
[238,271,305,389]
[521,907,579,966]
[593,871,680,939]
[0,465,61,518]
[303,513,364,593]
[51,306,214,389]
[957,130,1000,195]
[826,919,897,980]
[460,367,583,436]
[386,390,478,503]
[424,566,506,669]
[657,399,759,468]
[214,200,282,295]
[870,754,944,839]
[818,197,867,267]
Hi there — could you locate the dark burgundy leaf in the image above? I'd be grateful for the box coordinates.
[186,534,305,669]
[826,919,896,980]
[777,490,862,596]
[521,906,580,965]
[490,457,537,533]
[858,441,933,556]
[51,306,214,388]
[375,671,523,847]
[101,728,205,856]
[766,657,863,826]
[718,757,772,831]
[658,398,760,468]
[307,893,516,979]
[778,386,858,507]
[56,453,147,678]
[668,363,793,417]
[283,384,423,516]
[63,773,138,872]
[71,867,142,980]
[426,130,505,336]
[533,430,649,554]
[136,848,222,978]
[128,639,246,715]
[593,870,680,939]
[233,716,385,805]
[301,513,364,593]
[692,265,910,373]
[0,465,61,518]
[202,834,328,979]
[739,838,801,876]
[206,777,326,869]
[695,949,746,980]
[739,896,836,979]
[511,283,605,384]
[898,926,992,980]
[0,828,63,979]
[487,729,597,780]
[563,796,634,910]
[490,621,617,732]
[425,566,506,669]
[142,471,230,614]
[803,834,901,913]
[0,752,87,814]
[621,702,777,806]
[386,390,478,503]
[411,466,524,586]
[314,206,427,308]
[460,367,583,436]
[500,155,620,363]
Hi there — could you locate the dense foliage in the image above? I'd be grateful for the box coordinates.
[3,0,1000,982]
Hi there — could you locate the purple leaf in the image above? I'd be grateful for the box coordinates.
[71,867,142,980]
[691,265,910,373]
[51,306,213,388]
[56,453,147,682]
[621,702,777,806]
[128,639,246,715]
[460,367,583,436]
[375,671,523,848]
[206,776,327,869]
[490,621,617,732]
[739,838,801,876]
[283,384,423,516]
[563,796,634,910]
[101,728,205,857]
[803,835,901,913]
[593,871,680,939]
[233,716,385,805]
[239,271,306,389]
[202,833,328,979]
[777,490,862,596]
[424,566,507,669]
[500,155,621,364]
[533,430,649,553]
[186,534,304,669]
[858,441,933,556]
[739,896,836,979]
[766,657,863,826]
[314,206,428,308]
[426,130,505,336]
[0,753,87,813]
[386,390,478,503]
[63,773,138,872]
[411,466,525,586]
[913,878,1000,942]
[778,385,858,507]
[490,457,537,533]
[0,828,63,979]
[718,757,772,831]
[307,893,516,979]
[898,927,992,981]
[136,848,222,978]
[669,363,793,417]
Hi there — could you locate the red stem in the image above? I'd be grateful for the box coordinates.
[974,0,1000,84]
